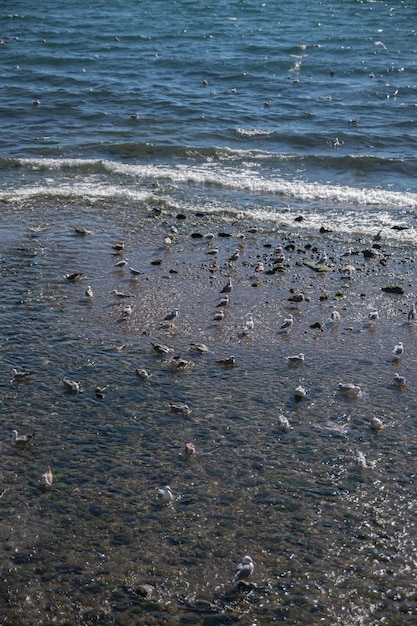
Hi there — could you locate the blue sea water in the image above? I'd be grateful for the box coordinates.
[2,0,417,239]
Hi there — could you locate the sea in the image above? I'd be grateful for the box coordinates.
[0,1,416,625]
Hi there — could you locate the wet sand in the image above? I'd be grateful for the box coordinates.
[1,200,416,625]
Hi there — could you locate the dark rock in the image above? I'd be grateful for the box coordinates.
[382,285,405,294]
[363,249,379,259]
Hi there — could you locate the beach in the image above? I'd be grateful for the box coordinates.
[1,198,416,625]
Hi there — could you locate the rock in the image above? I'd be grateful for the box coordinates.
[382,285,404,294]
[363,249,379,259]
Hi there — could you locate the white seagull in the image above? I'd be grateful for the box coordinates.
[62,377,80,393]
[393,372,406,387]
[281,314,294,332]
[233,556,255,584]
[277,414,291,432]
[11,429,34,447]
[217,295,230,307]
[158,485,173,503]
[135,368,151,380]
[151,341,174,354]
[338,383,361,396]
[370,417,383,433]
[242,315,254,334]
[286,353,304,364]
[164,308,178,323]
[392,341,404,360]
[169,403,192,415]
[407,303,416,322]
[220,278,233,293]
[40,466,53,487]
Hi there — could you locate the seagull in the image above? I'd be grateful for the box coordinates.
[11,368,32,381]
[331,310,341,322]
[213,309,225,321]
[392,341,404,360]
[158,485,173,503]
[85,285,94,299]
[129,267,143,276]
[184,442,196,456]
[407,303,416,322]
[74,227,92,235]
[206,247,219,256]
[338,383,361,396]
[277,414,291,432]
[112,242,125,252]
[217,295,230,307]
[317,251,328,265]
[341,264,355,280]
[64,272,84,281]
[216,355,236,367]
[281,314,294,332]
[286,353,304,364]
[40,466,53,487]
[254,261,264,273]
[233,556,254,584]
[11,429,34,447]
[164,308,178,323]
[151,341,174,354]
[189,342,210,353]
[169,403,192,415]
[170,355,192,370]
[114,258,128,268]
[62,377,80,393]
[135,368,151,380]
[112,289,133,298]
[220,278,233,293]
[355,451,368,469]
[121,304,133,317]
[370,417,383,433]
[242,315,254,334]
[393,372,406,387]
[294,385,306,400]
[368,310,379,322]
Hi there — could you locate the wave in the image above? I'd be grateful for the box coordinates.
[4,156,416,211]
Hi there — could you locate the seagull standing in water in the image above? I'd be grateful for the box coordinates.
[393,372,407,387]
[164,308,178,323]
[233,556,254,584]
[242,315,254,335]
[392,341,404,361]
[220,277,233,293]
[40,466,53,487]
[158,485,174,503]
[281,314,294,333]
[407,303,416,322]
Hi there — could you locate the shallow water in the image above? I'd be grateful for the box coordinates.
[0,199,415,625]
